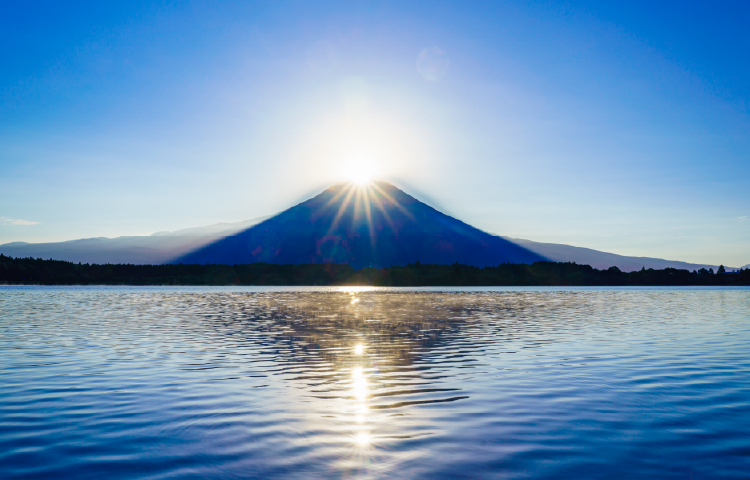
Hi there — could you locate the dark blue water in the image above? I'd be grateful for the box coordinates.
[1,286,749,479]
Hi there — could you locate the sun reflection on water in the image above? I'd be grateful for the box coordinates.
[355,432,371,446]
[233,291,484,467]
[192,290,514,472]
[350,344,373,452]
[352,375,368,401]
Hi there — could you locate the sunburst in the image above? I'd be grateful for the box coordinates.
[316,179,414,256]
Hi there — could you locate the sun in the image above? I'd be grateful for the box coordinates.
[344,159,376,185]
[350,170,372,185]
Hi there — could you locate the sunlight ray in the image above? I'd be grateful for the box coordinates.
[309,182,353,228]
[370,183,416,221]
[361,186,376,250]
[325,183,354,208]
[325,185,358,237]
[352,187,364,223]
[368,188,399,233]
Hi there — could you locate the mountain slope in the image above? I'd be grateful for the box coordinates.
[506,237,729,272]
[176,181,543,268]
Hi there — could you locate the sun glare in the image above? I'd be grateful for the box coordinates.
[344,159,375,185]
[355,432,371,446]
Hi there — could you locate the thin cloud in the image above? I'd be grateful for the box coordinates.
[739,216,748,221]
[0,216,40,226]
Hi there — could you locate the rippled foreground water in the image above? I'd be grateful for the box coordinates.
[1,287,749,479]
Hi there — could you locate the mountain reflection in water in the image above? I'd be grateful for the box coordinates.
[195,290,487,455]
[1,286,749,479]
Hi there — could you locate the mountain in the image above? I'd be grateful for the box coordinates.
[176,180,544,268]
[0,181,737,271]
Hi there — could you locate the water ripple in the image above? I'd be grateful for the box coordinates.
[0,286,749,479]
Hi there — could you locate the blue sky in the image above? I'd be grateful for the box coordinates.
[1,1,748,266]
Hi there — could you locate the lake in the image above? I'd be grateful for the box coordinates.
[1,286,749,479]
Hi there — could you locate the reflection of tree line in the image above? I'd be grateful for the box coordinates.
[195,291,576,376]
[186,291,592,412]
[188,292,497,385]
[251,293,477,372]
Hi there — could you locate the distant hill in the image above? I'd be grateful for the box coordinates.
[0,216,270,265]
[151,215,271,237]
[505,237,729,272]
[0,182,737,272]
[0,236,214,265]
[176,181,543,269]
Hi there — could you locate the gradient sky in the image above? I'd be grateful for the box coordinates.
[1,1,749,266]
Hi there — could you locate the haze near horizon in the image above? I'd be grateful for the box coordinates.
[1,1,749,267]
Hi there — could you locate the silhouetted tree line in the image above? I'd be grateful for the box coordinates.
[1,255,748,286]
[0,255,355,286]
[347,262,750,286]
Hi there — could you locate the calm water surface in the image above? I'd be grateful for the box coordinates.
[1,286,749,479]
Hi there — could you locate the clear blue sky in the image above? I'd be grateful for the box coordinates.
[1,1,748,266]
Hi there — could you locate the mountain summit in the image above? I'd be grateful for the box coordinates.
[176,180,543,268]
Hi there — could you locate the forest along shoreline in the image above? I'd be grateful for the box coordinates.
[1,254,748,286]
